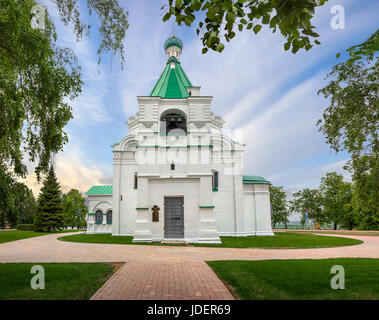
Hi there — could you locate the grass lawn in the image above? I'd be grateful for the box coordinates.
[0,230,85,244]
[313,231,379,236]
[58,232,363,249]
[58,233,184,246]
[0,231,49,244]
[0,263,117,300]
[207,258,379,300]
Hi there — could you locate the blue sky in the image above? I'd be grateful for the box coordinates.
[25,0,379,200]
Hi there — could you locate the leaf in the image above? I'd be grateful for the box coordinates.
[163,12,172,22]
[175,0,182,9]
[336,53,341,59]
[284,42,290,51]
[215,42,225,52]
[202,47,208,54]
[184,16,192,26]
[262,14,270,25]
[253,24,262,34]
[226,11,236,23]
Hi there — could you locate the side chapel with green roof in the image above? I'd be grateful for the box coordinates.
[85,36,274,241]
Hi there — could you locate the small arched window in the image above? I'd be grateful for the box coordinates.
[134,173,138,189]
[212,170,219,191]
[106,210,112,224]
[95,210,103,224]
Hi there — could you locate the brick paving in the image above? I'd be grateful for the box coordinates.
[0,233,378,300]
[91,261,234,300]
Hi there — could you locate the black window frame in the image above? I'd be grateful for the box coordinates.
[212,170,219,190]
[134,173,138,189]
[106,210,112,224]
[95,210,103,224]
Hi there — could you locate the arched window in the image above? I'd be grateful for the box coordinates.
[134,173,138,189]
[212,170,219,191]
[95,210,103,224]
[106,210,112,224]
[160,112,187,135]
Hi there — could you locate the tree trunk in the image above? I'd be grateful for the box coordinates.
[334,223,337,230]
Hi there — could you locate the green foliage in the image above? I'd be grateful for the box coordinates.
[11,183,36,225]
[269,185,289,227]
[162,0,328,53]
[34,166,64,232]
[318,55,378,230]
[320,172,354,230]
[290,188,324,224]
[55,0,129,66]
[0,181,36,228]
[337,29,379,63]
[62,189,88,229]
[0,0,82,217]
[16,224,34,231]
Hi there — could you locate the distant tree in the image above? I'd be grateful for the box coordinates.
[320,172,354,230]
[62,189,88,229]
[290,188,324,226]
[16,183,36,224]
[269,185,289,228]
[34,166,64,232]
[8,183,36,227]
[318,50,378,230]
[337,182,355,230]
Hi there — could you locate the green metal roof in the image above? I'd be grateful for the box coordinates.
[86,185,113,195]
[164,36,183,50]
[242,176,271,185]
[150,61,193,99]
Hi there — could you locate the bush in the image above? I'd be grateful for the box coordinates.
[16,224,34,231]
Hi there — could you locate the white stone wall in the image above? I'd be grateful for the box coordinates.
[104,88,274,241]
[86,195,113,234]
[242,183,274,236]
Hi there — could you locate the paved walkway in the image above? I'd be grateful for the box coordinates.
[91,261,233,300]
[0,233,378,300]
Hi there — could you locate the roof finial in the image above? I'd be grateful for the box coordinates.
[172,21,176,38]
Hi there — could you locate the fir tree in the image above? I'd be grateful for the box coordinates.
[34,166,64,232]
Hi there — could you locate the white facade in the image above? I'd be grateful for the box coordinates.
[86,37,274,242]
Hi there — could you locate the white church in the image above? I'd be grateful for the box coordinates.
[85,36,274,243]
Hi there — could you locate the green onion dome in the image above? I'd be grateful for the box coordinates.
[164,36,183,50]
